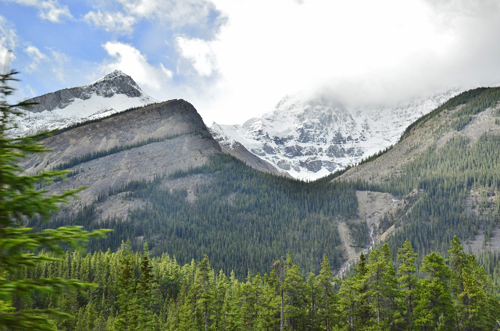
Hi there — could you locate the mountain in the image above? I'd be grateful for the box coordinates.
[25,98,356,276]
[13,70,157,136]
[22,99,219,208]
[213,90,459,180]
[22,97,284,208]
[330,86,500,273]
[20,71,500,278]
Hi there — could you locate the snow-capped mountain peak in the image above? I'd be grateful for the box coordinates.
[13,70,157,136]
[213,89,460,180]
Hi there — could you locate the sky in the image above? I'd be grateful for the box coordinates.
[1,0,500,125]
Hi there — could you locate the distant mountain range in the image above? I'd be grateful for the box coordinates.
[212,90,460,180]
[19,72,500,277]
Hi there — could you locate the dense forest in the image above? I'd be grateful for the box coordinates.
[32,154,359,277]
[11,238,499,330]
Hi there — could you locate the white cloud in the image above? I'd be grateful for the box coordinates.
[116,0,218,28]
[24,45,47,73]
[0,16,17,73]
[186,0,500,124]
[23,45,69,83]
[85,0,222,34]
[50,50,69,82]
[83,10,137,35]
[6,0,72,23]
[100,41,173,91]
[176,36,215,76]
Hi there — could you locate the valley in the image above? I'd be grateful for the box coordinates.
[17,73,500,283]
[4,70,500,330]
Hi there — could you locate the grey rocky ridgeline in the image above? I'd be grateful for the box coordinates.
[24,70,144,113]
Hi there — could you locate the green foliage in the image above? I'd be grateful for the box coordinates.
[40,153,358,277]
[397,239,419,329]
[367,133,500,270]
[13,238,498,330]
[0,71,109,330]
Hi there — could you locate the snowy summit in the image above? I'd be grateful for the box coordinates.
[13,70,157,136]
[212,90,460,181]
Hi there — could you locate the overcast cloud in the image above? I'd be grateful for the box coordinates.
[1,0,500,124]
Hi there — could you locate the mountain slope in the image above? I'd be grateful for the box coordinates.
[22,99,221,208]
[14,70,157,136]
[331,87,500,271]
[213,90,459,180]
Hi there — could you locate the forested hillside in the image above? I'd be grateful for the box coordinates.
[13,238,499,330]
[32,154,358,277]
[28,86,500,280]
[336,86,500,279]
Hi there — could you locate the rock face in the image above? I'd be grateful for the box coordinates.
[22,100,220,209]
[14,70,157,136]
[213,90,459,180]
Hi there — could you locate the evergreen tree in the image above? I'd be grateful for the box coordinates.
[315,255,338,331]
[260,269,281,330]
[137,242,159,330]
[338,253,371,331]
[193,255,214,331]
[0,70,108,330]
[114,241,138,331]
[365,244,402,330]
[282,262,308,330]
[447,236,500,330]
[397,239,418,330]
[414,252,455,330]
[220,271,241,331]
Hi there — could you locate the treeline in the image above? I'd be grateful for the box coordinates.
[52,133,185,171]
[34,154,359,277]
[13,237,499,330]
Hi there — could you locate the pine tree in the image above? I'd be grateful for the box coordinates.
[271,256,287,331]
[397,239,418,330]
[338,252,371,331]
[282,262,308,330]
[447,236,500,330]
[114,241,138,331]
[193,255,214,331]
[220,271,241,331]
[0,70,109,330]
[137,242,158,330]
[259,270,281,330]
[315,255,338,331]
[365,245,402,330]
[306,270,319,330]
[414,252,455,330]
